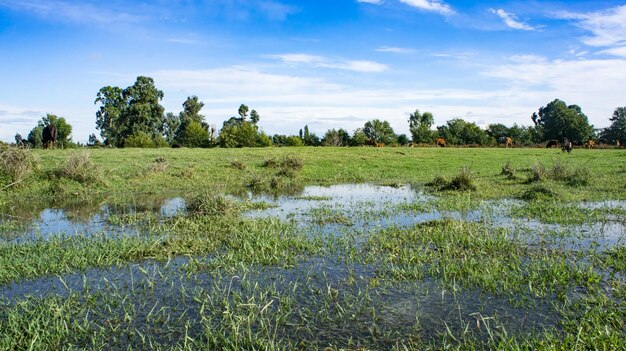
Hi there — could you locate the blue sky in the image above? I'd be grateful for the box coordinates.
[1,0,625,142]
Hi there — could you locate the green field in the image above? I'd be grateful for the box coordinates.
[0,146,625,349]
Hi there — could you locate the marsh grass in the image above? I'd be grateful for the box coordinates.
[427,167,476,192]
[0,146,39,187]
[527,160,591,187]
[519,185,557,201]
[501,161,516,179]
[56,151,101,184]
[229,159,246,170]
[148,157,168,173]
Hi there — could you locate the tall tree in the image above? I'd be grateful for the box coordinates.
[94,77,165,147]
[437,119,488,145]
[408,109,435,144]
[363,119,396,145]
[531,99,594,143]
[94,86,125,146]
[322,128,351,146]
[601,107,626,145]
[41,114,73,148]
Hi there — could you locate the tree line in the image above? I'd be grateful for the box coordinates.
[12,76,626,148]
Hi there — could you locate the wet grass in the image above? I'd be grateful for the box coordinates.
[0,147,625,348]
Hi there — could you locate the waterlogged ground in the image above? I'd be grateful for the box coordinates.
[1,183,625,349]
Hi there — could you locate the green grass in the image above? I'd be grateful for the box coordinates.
[0,147,625,349]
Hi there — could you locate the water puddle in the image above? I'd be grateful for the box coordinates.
[0,197,186,242]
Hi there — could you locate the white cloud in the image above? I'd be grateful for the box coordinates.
[375,46,416,54]
[398,0,454,16]
[598,46,626,58]
[0,0,144,25]
[558,5,626,47]
[489,8,537,31]
[357,0,383,4]
[482,55,626,124]
[268,54,389,72]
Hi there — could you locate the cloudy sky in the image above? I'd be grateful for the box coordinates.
[1,0,625,142]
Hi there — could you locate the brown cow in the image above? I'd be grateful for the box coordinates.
[505,137,513,148]
[436,138,446,147]
[585,140,596,149]
[375,142,385,147]
[617,140,621,147]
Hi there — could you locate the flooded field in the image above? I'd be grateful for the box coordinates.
[1,182,625,349]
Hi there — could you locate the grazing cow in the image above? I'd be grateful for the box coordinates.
[505,137,513,148]
[562,139,572,153]
[585,140,596,149]
[375,142,385,147]
[42,125,57,149]
[617,140,621,147]
[436,138,446,147]
[546,140,559,148]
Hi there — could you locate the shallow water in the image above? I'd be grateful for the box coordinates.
[0,197,186,242]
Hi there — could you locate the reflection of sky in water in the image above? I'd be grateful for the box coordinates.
[0,198,187,242]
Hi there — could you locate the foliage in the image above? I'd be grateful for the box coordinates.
[42,114,73,148]
[87,134,102,147]
[321,128,351,146]
[218,104,269,148]
[300,125,320,146]
[0,146,39,187]
[27,125,44,148]
[350,128,367,146]
[57,151,100,184]
[181,121,211,148]
[600,107,626,145]
[363,119,396,145]
[396,134,410,146]
[408,109,435,144]
[95,77,165,147]
[124,131,157,148]
[531,99,594,143]
[427,167,476,191]
[437,118,489,145]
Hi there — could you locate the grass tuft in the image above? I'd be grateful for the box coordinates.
[427,167,476,191]
[56,151,101,184]
[0,146,39,187]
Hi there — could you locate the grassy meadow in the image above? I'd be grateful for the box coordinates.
[0,146,625,350]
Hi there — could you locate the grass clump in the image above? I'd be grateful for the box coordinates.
[57,151,101,184]
[519,185,557,201]
[527,161,591,187]
[500,161,516,179]
[229,159,246,170]
[148,157,168,173]
[0,146,39,188]
[427,167,476,192]
[186,193,241,217]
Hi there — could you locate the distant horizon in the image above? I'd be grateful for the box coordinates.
[1,0,625,143]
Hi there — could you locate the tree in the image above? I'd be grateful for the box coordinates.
[174,96,210,147]
[486,123,510,140]
[218,105,268,148]
[322,128,351,146]
[163,112,181,145]
[350,128,367,146]
[409,109,435,144]
[41,114,73,148]
[94,77,165,147]
[88,134,102,147]
[250,110,260,124]
[600,107,626,145]
[363,119,396,145]
[531,99,594,143]
[397,134,410,146]
[27,125,44,148]
[301,125,320,146]
[437,119,488,145]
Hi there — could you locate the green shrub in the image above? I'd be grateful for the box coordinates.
[519,185,557,201]
[57,151,100,184]
[124,131,155,148]
[186,194,241,217]
[0,146,39,187]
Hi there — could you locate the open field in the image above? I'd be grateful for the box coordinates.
[0,146,625,349]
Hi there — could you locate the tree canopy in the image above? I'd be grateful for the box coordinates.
[437,119,489,145]
[600,107,626,145]
[531,99,594,143]
[408,109,435,144]
[363,119,396,145]
[95,76,165,147]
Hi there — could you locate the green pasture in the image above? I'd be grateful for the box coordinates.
[0,146,625,349]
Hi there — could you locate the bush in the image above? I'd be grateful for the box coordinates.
[427,167,476,191]
[0,146,39,187]
[187,194,240,217]
[527,161,591,187]
[501,161,516,179]
[279,155,304,172]
[528,162,547,183]
[519,185,557,201]
[124,131,155,148]
[262,157,278,168]
[57,151,100,184]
